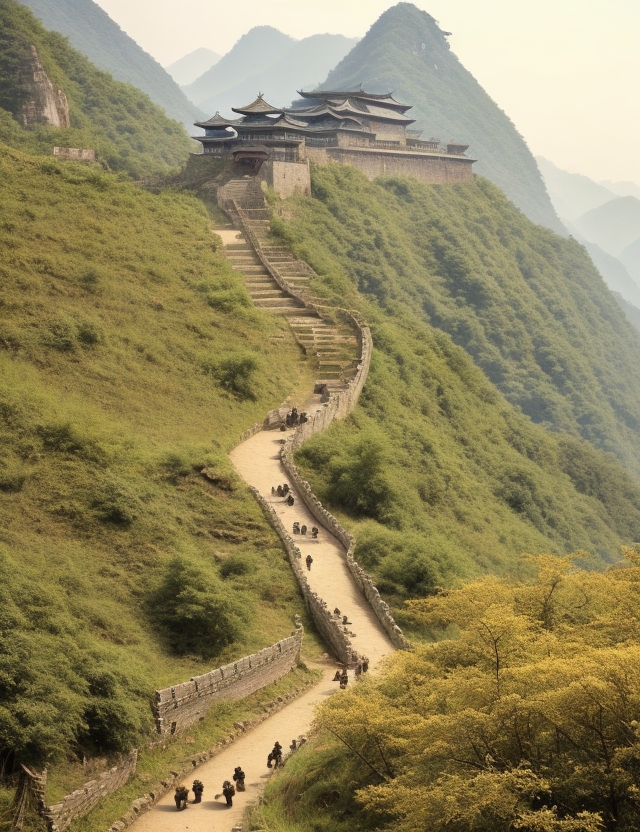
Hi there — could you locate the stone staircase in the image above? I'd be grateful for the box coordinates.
[217,178,361,395]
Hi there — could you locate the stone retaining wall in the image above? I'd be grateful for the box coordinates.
[24,753,138,832]
[250,488,356,666]
[154,630,303,735]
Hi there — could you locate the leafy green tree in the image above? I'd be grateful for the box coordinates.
[150,557,247,659]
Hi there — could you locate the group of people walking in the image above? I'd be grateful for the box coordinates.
[292,522,319,539]
[272,483,295,506]
[284,406,308,427]
[173,766,246,810]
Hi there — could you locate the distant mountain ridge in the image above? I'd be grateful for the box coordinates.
[17,0,203,129]
[318,2,563,233]
[184,27,359,116]
[166,48,221,87]
[536,156,616,221]
[573,196,640,258]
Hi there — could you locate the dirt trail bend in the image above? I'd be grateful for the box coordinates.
[129,664,337,832]
[230,431,394,667]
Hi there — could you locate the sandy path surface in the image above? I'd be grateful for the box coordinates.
[230,430,395,666]
[129,430,394,832]
[130,663,337,832]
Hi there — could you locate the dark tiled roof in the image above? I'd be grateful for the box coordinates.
[232,94,283,116]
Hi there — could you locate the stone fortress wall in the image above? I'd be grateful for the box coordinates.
[153,631,303,736]
[305,145,474,184]
[258,159,311,198]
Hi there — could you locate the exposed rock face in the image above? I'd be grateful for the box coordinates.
[19,45,70,128]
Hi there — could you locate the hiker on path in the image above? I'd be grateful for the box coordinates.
[192,779,204,803]
[174,785,189,810]
[233,766,246,792]
[222,780,235,806]
[306,554,313,571]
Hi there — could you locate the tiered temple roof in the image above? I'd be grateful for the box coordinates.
[193,90,470,162]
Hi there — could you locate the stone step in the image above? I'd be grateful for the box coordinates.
[245,279,277,288]
[249,290,286,299]
[253,297,302,308]
[233,265,269,274]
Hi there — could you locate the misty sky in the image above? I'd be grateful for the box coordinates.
[93,0,639,185]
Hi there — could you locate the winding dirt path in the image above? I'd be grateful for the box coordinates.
[129,663,336,832]
[127,214,395,832]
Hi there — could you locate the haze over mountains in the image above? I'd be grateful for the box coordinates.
[16,0,203,128]
[537,156,640,305]
[165,47,221,87]
[183,26,359,116]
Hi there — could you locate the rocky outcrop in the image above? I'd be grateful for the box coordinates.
[19,45,70,128]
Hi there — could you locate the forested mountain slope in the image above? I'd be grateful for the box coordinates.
[264,164,640,610]
[0,0,191,178]
[17,0,202,129]
[320,3,563,233]
[0,145,317,773]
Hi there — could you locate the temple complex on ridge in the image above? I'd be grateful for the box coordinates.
[193,89,475,196]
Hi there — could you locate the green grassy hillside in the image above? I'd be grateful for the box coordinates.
[265,164,640,613]
[0,145,317,773]
[321,2,563,233]
[17,0,203,130]
[0,0,191,178]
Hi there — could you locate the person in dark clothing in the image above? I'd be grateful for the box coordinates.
[233,766,246,791]
[174,785,189,810]
[192,780,204,803]
[287,494,295,506]
[222,780,235,806]
[306,554,313,570]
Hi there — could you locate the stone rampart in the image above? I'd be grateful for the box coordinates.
[25,752,138,832]
[305,146,474,184]
[278,338,411,651]
[225,190,411,652]
[154,630,303,735]
[250,488,356,666]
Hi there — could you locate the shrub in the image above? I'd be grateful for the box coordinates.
[149,557,247,659]
[209,352,261,401]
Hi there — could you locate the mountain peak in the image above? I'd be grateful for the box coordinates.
[322,2,563,232]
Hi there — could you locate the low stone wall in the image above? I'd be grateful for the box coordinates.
[25,753,138,832]
[250,489,356,666]
[154,630,303,735]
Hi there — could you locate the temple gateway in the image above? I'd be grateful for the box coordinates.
[194,89,475,196]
